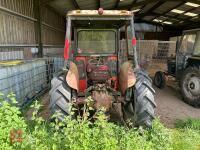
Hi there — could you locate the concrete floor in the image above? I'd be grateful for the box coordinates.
[25,79,200,128]
[155,82,200,128]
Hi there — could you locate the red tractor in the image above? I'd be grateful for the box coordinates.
[49,9,156,127]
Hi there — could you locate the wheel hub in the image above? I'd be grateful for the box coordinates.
[188,77,200,96]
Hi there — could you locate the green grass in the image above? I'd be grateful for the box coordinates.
[172,118,200,150]
[175,118,200,130]
[1,93,200,150]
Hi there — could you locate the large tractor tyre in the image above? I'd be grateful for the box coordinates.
[153,71,166,89]
[123,71,156,128]
[49,73,72,121]
[180,66,200,107]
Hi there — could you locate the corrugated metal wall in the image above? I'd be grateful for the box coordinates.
[0,0,65,60]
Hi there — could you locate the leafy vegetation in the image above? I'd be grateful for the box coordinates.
[0,93,200,150]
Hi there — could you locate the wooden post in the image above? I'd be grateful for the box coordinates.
[34,0,43,57]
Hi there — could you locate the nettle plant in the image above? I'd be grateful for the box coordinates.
[0,94,173,150]
[0,93,27,149]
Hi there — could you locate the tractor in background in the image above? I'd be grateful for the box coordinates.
[49,9,156,127]
[154,29,200,107]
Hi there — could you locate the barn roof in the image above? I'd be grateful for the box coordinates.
[41,0,200,30]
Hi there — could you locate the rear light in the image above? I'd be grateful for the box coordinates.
[98,8,104,15]
[132,38,137,46]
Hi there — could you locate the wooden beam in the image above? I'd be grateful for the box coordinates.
[138,1,165,18]
[134,4,146,15]
[34,0,43,57]
[150,12,199,24]
[150,1,186,21]
[71,0,80,9]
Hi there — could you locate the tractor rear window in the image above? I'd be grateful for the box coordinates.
[77,30,116,54]
[179,33,196,54]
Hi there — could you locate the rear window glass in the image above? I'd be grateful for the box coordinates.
[77,30,116,54]
[179,33,196,54]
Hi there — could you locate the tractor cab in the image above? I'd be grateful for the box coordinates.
[65,9,138,93]
[167,29,200,77]
[175,29,200,77]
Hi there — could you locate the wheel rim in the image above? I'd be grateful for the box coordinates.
[183,73,200,100]
[188,76,200,96]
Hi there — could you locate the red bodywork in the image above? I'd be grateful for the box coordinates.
[75,55,118,93]
[64,39,70,60]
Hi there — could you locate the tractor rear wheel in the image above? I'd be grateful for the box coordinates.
[180,67,200,107]
[123,70,156,128]
[49,73,72,120]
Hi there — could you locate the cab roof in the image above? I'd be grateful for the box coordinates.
[67,10,133,17]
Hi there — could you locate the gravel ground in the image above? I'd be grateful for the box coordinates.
[26,79,200,128]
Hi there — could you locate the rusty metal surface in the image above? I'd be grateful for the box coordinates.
[67,10,133,16]
[74,84,125,123]
[92,90,113,111]
[119,61,136,95]
[66,61,79,91]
